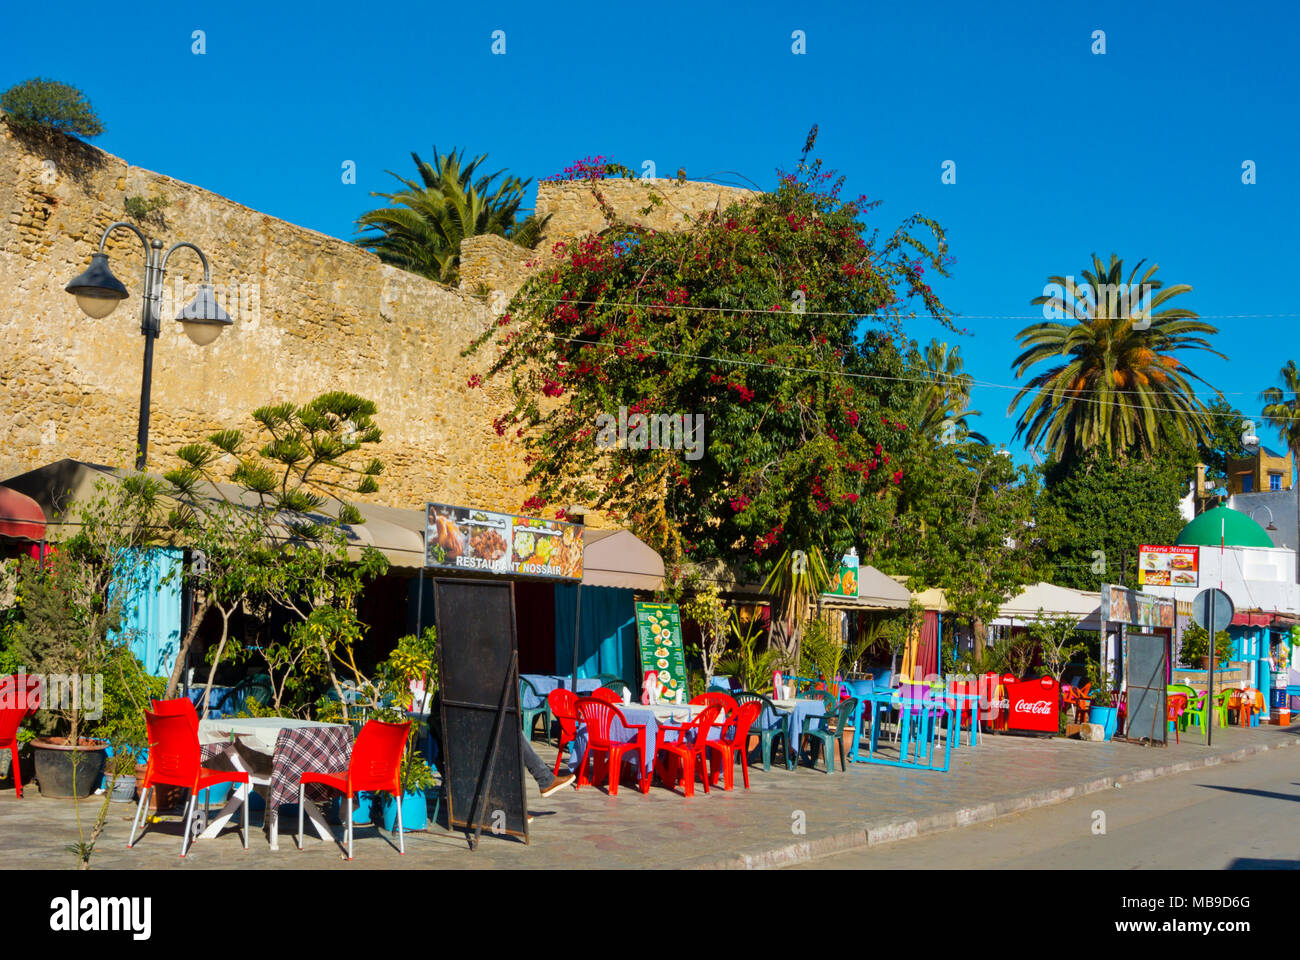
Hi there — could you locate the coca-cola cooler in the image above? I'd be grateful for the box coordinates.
[981,672,1009,729]
[1003,675,1060,734]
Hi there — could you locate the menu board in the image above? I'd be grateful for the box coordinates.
[826,552,859,597]
[1137,545,1199,587]
[634,602,687,699]
[424,503,583,580]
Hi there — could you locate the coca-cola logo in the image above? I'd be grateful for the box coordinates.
[1013,699,1053,715]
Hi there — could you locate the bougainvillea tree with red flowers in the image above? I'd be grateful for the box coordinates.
[466,132,958,585]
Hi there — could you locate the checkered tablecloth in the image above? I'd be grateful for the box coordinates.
[201,723,354,810]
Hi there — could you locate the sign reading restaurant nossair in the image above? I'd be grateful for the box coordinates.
[424,503,584,580]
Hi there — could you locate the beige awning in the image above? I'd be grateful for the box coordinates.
[1,460,667,586]
[579,528,664,590]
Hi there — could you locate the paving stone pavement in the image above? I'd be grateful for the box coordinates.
[2,724,1295,870]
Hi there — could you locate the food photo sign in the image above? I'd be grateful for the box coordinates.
[634,601,687,701]
[1137,544,1199,588]
[424,503,584,580]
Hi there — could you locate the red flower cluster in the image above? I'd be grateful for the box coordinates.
[846,410,859,426]
[842,493,860,503]
[892,470,904,484]
[728,382,755,402]
[754,524,783,554]
[730,495,751,513]
[521,495,547,512]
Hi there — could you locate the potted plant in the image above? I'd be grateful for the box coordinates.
[105,752,138,803]
[1179,624,1233,670]
[1085,660,1118,741]
[379,753,437,833]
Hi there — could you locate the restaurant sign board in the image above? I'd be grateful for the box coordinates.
[424,503,583,580]
[1100,584,1174,629]
[634,602,687,700]
[826,551,859,597]
[1137,544,1199,588]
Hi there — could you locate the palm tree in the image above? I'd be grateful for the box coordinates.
[1260,360,1300,582]
[1010,254,1223,462]
[912,340,988,444]
[355,147,549,285]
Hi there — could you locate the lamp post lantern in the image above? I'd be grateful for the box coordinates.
[65,222,232,469]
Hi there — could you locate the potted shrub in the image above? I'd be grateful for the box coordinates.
[105,753,138,803]
[1085,661,1118,741]
[8,478,168,799]
[379,753,437,833]
[1179,624,1232,670]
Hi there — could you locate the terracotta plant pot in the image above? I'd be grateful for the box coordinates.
[30,737,107,799]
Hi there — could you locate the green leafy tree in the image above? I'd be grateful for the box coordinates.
[1027,609,1088,683]
[680,585,729,683]
[355,147,548,284]
[1259,360,1300,580]
[465,132,955,582]
[873,439,1041,629]
[1036,449,1192,590]
[1,78,104,138]
[1198,396,1250,489]
[1011,255,1223,462]
[163,392,390,718]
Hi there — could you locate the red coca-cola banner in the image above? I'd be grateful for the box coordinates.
[1003,675,1060,733]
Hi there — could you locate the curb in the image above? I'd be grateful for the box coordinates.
[698,736,1294,870]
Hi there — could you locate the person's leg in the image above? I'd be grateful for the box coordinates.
[521,731,557,788]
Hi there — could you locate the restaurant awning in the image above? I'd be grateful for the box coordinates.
[0,459,667,587]
[579,528,664,591]
[1231,611,1274,627]
[888,575,951,613]
[0,485,46,540]
[995,581,1103,625]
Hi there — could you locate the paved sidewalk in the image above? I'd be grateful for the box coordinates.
[2,724,1295,870]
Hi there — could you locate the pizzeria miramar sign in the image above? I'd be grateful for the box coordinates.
[424,503,584,580]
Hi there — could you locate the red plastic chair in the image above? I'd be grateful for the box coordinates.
[128,710,250,857]
[654,704,720,798]
[0,675,41,798]
[705,700,761,790]
[297,719,410,860]
[547,688,579,776]
[574,698,647,795]
[690,691,739,726]
[150,697,199,732]
[590,687,621,705]
[1166,694,1187,744]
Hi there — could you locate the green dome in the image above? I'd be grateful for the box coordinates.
[1175,505,1274,548]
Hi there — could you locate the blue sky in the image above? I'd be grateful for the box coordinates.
[7,0,1299,458]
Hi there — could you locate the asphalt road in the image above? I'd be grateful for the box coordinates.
[792,744,1300,869]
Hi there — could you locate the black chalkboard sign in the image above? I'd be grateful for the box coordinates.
[1124,630,1168,745]
[434,579,529,846]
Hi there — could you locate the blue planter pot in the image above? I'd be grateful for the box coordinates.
[380,790,427,833]
[1089,705,1118,741]
[332,791,376,825]
[197,781,232,806]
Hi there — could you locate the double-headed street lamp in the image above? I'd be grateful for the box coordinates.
[65,222,232,469]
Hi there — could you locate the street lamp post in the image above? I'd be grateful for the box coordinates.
[65,222,232,469]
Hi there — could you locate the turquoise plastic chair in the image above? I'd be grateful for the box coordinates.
[735,691,792,771]
[798,697,858,774]
[519,677,551,743]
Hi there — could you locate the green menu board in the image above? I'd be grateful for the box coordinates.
[634,601,687,700]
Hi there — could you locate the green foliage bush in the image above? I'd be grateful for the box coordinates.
[1,78,104,138]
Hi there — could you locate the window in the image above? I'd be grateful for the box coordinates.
[1270,472,1282,491]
